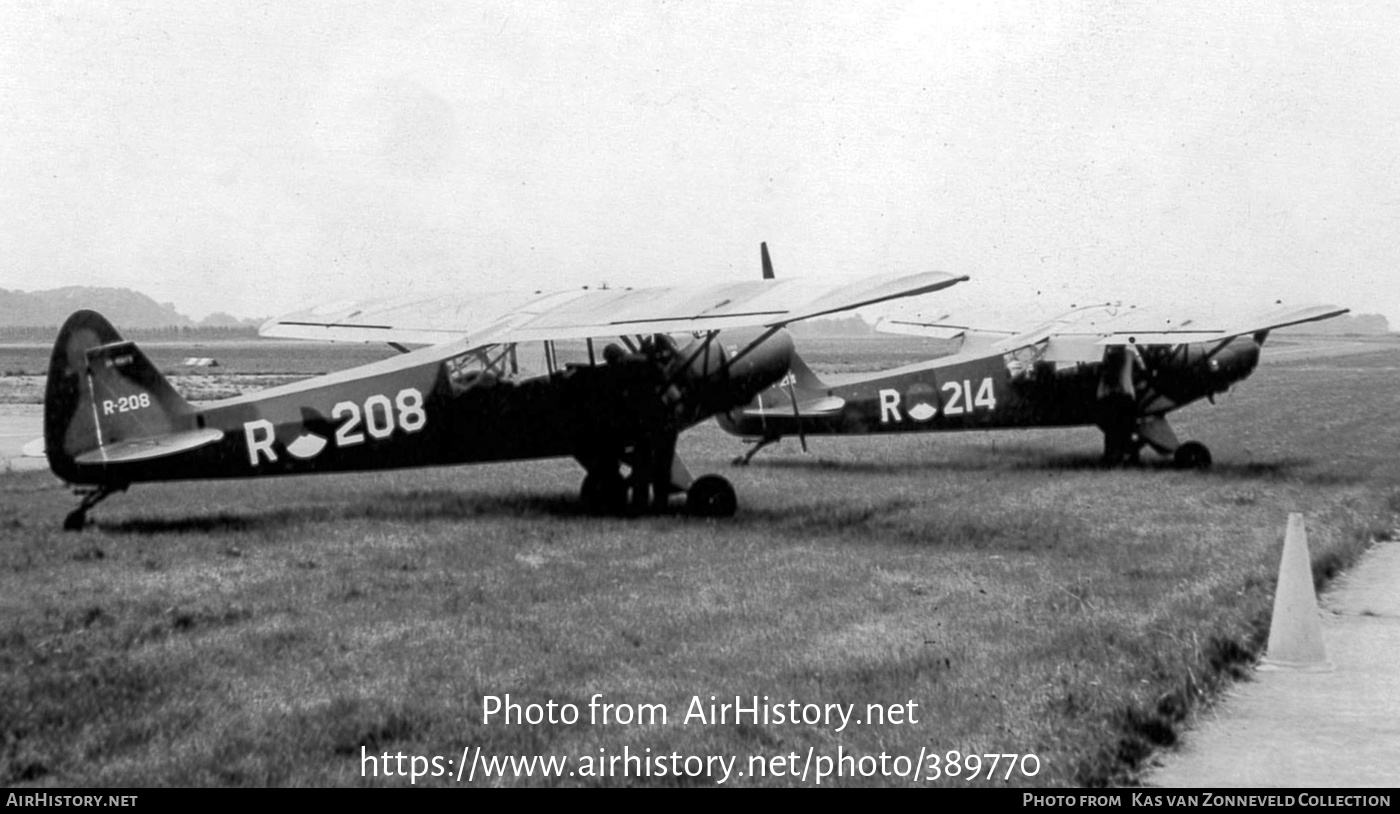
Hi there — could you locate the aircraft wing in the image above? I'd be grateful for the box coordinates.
[262,272,969,345]
[1090,304,1352,347]
[875,302,1122,345]
[1062,304,1350,361]
[877,301,1349,362]
[259,291,547,345]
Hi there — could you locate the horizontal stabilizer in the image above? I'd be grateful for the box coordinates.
[739,395,846,418]
[73,428,225,466]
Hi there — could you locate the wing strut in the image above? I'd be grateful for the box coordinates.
[669,330,721,385]
[786,376,807,453]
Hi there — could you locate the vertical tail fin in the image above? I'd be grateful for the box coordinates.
[45,311,195,481]
[784,347,829,394]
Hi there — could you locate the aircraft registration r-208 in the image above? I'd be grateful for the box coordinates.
[41,268,967,529]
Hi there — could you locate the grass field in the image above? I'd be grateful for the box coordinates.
[2,335,1398,786]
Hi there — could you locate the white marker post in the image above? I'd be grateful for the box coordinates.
[1261,513,1332,671]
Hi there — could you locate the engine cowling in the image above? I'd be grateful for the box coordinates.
[667,330,795,428]
[1144,337,1262,405]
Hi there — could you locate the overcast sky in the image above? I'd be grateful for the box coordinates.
[2,1,1396,326]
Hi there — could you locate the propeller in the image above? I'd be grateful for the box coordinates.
[761,242,775,280]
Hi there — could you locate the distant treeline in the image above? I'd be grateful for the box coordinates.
[1276,313,1390,336]
[788,315,875,337]
[0,324,262,343]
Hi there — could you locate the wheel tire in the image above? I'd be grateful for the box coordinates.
[1173,441,1212,470]
[685,475,737,518]
[580,472,627,515]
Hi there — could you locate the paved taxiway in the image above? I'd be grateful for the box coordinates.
[1147,538,1400,788]
[0,407,46,472]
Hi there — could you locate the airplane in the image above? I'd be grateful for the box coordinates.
[718,299,1350,468]
[40,269,967,530]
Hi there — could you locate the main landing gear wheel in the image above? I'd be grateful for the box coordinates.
[580,471,628,515]
[1173,441,1212,469]
[685,475,737,518]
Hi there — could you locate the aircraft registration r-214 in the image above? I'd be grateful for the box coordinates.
[720,300,1349,467]
[41,269,967,529]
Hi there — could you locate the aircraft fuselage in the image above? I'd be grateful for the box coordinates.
[48,320,795,488]
[719,336,1262,441]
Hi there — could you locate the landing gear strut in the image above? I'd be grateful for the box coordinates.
[576,329,749,518]
[64,484,127,532]
[1136,415,1212,470]
[1100,432,1214,469]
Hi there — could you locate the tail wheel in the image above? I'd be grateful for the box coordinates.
[685,475,737,518]
[1173,441,1212,469]
[61,484,125,533]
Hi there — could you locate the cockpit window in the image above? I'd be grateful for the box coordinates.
[445,345,518,393]
[443,338,665,394]
[1003,341,1048,379]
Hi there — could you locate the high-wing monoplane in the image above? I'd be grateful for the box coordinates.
[42,270,966,529]
[719,300,1349,467]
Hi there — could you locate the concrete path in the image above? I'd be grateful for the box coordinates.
[0,408,47,472]
[1147,539,1400,788]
